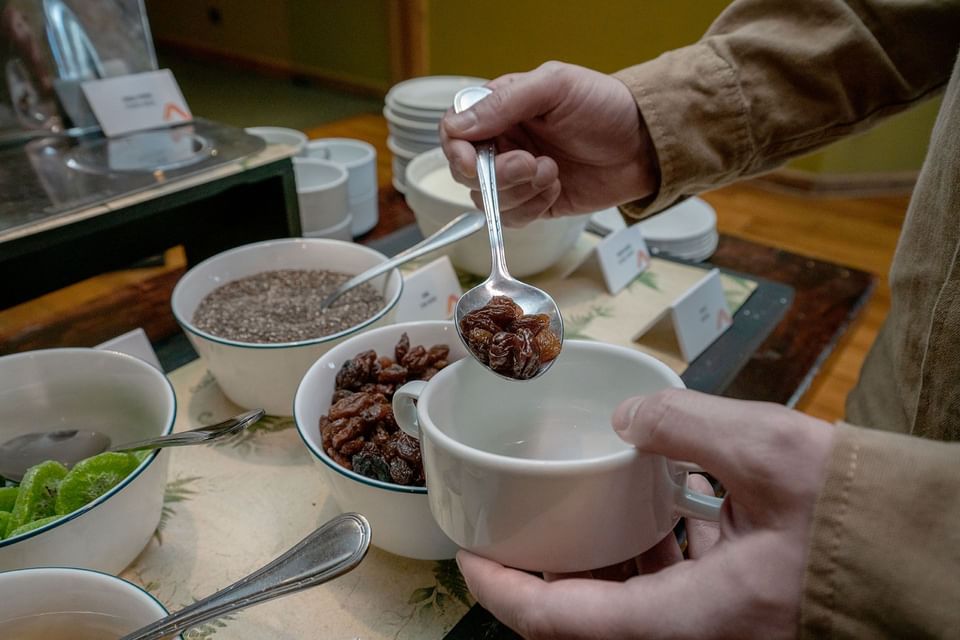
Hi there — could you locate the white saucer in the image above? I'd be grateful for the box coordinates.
[386,75,487,111]
[383,106,441,132]
[637,197,717,243]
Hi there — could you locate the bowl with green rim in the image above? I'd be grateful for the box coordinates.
[0,348,175,573]
[0,566,183,638]
[171,238,403,416]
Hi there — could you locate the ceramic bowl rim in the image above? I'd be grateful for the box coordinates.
[0,348,176,549]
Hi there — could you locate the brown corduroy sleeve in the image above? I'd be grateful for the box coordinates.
[800,423,960,637]
[611,0,960,216]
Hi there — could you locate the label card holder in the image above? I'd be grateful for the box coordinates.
[95,328,162,371]
[572,223,651,295]
[634,268,733,363]
[394,256,463,323]
[82,69,192,137]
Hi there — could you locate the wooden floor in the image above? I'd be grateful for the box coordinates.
[0,114,910,423]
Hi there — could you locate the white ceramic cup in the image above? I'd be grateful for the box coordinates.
[244,126,308,156]
[0,567,180,637]
[392,340,722,573]
[306,138,379,236]
[293,157,350,235]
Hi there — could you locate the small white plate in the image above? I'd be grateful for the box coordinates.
[387,75,488,111]
[386,136,422,160]
[392,175,407,193]
[638,197,717,243]
[385,96,445,122]
[383,106,441,132]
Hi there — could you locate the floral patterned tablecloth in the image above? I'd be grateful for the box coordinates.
[121,362,473,640]
[121,241,757,639]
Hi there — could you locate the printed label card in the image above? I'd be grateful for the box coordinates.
[634,268,733,363]
[82,69,192,137]
[394,255,463,322]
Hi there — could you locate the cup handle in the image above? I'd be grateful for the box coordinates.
[672,460,723,521]
[392,380,427,438]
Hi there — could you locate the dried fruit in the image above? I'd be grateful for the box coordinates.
[459,296,561,380]
[317,333,453,486]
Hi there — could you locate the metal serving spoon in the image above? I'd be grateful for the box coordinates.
[319,210,486,310]
[0,409,265,482]
[451,86,564,380]
[119,513,371,640]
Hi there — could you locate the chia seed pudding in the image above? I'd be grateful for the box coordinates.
[192,269,386,343]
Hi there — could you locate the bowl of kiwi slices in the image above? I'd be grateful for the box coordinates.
[0,348,175,573]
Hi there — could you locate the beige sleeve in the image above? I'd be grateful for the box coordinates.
[612,0,960,216]
[800,423,960,637]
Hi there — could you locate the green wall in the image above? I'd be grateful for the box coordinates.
[427,0,938,175]
[145,0,391,90]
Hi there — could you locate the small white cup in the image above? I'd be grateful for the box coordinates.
[244,126,308,156]
[393,340,722,573]
[293,158,350,235]
[306,138,379,236]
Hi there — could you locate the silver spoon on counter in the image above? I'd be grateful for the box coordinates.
[119,512,371,640]
[451,86,564,381]
[319,210,486,310]
[0,409,265,482]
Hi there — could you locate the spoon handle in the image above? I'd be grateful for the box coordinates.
[119,513,371,640]
[476,142,511,281]
[319,210,485,309]
[108,409,265,453]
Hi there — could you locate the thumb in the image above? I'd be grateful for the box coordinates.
[442,69,560,141]
[611,389,832,500]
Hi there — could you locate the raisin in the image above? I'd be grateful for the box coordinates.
[515,328,541,379]
[389,457,414,485]
[459,309,501,335]
[394,332,410,363]
[330,388,354,404]
[359,401,392,425]
[328,392,378,420]
[331,417,365,449]
[377,356,394,369]
[427,345,450,365]
[336,350,379,390]
[401,345,431,375]
[484,295,524,324]
[395,433,422,465]
[352,453,391,483]
[510,313,551,335]
[535,328,562,363]
[488,331,521,374]
[340,437,365,456]
[378,363,408,384]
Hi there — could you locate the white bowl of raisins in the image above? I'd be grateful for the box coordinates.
[293,321,464,559]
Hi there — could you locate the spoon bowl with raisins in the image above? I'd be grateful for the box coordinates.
[452,86,564,381]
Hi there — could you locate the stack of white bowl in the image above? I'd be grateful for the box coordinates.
[637,197,720,262]
[384,75,486,193]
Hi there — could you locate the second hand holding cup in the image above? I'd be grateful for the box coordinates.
[451,86,564,381]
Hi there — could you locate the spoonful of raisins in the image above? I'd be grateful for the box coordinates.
[451,86,564,381]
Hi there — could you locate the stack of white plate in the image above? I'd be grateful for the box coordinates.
[384,75,486,193]
[637,197,719,262]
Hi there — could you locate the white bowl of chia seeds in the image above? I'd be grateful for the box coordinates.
[171,238,403,415]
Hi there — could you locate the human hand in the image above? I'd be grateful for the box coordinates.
[456,389,836,639]
[440,61,659,227]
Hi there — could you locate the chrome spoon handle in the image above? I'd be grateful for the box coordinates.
[476,141,511,281]
[119,513,371,640]
[108,409,265,453]
[320,211,485,310]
